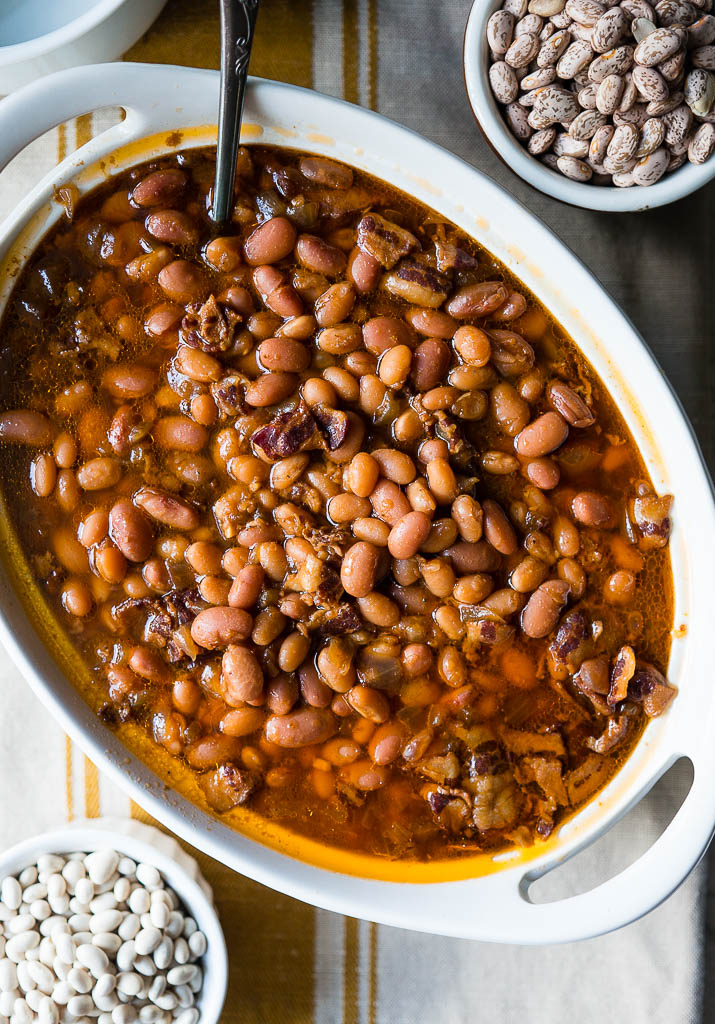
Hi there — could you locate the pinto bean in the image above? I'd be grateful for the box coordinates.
[446,281,509,318]
[204,235,243,271]
[298,662,332,709]
[244,372,298,407]
[221,644,264,704]
[76,457,122,490]
[30,453,56,497]
[102,364,157,399]
[131,169,187,207]
[265,708,336,748]
[369,478,411,526]
[347,684,390,723]
[191,606,253,650]
[299,155,353,188]
[425,458,458,504]
[453,325,491,366]
[521,579,571,638]
[157,260,206,303]
[515,411,569,457]
[108,499,153,562]
[315,282,355,327]
[572,490,614,527]
[134,487,200,529]
[362,316,413,355]
[317,324,362,354]
[295,234,347,276]
[482,498,518,555]
[244,217,297,265]
[145,210,199,246]
[410,338,450,391]
[258,337,311,372]
[451,495,483,542]
[525,457,560,490]
[492,382,530,437]
[0,410,52,445]
[341,541,379,597]
[368,722,406,765]
[445,540,501,574]
[174,346,222,382]
[347,248,381,293]
[154,415,208,452]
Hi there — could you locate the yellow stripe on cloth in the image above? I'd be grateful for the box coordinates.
[84,757,100,818]
[125,0,313,88]
[342,0,359,105]
[65,736,74,821]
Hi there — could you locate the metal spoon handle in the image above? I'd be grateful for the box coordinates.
[211,0,260,225]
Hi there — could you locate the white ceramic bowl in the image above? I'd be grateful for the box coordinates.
[0,0,166,94]
[0,817,228,1024]
[464,0,715,212]
[0,62,713,944]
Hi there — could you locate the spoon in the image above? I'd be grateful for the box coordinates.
[210,0,261,225]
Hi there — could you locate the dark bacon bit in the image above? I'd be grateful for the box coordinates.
[312,404,349,450]
[251,401,317,459]
[198,763,260,812]
[471,769,521,832]
[312,602,361,637]
[383,258,451,308]
[356,212,419,269]
[629,494,674,550]
[433,410,480,471]
[181,294,242,353]
[434,238,478,273]
[548,611,589,680]
[424,785,472,833]
[608,644,636,707]
[627,662,677,717]
[211,374,248,418]
[460,606,514,645]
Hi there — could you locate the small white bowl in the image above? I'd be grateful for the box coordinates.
[0,817,228,1024]
[463,0,715,212]
[0,0,167,94]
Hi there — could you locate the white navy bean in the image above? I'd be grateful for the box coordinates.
[134,929,161,957]
[113,880,131,904]
[0,992,15,1017]
[85,853,119,888]
[116,861,136,879]
[26,963,53,994]
[75,880,95,907]
[173,985,193,1009]
[127,891,150,917]
[172,939,189,966]
[134,867,160,892]
[115,942,136,974]
[0,963,17,993]
[29,901,50,922]
[37,939,55,968]
[46,878,66,903]
[69,915,91,934]
[173,1011,199,1024]
[89,911,123,935]
[50,982,71,1006]
[112,1006,137,1024]
[6,936,39,963]
[186,932,206,959]
[1,883,21,914]
[22,885,47,904]
[92,933,122,955]
[16,873,35,891]
[61,862,85,890]
[67,967,93,994]
[133,957,156,978]
[117,916,140,942]
[7,918,34,936]
[15,963,33,994]
[163,915,183,940]
[152,940,172,973]
[116,973,143,998]
[36,859,63,877]
[47,896,69,916]
[38,996,59,1024]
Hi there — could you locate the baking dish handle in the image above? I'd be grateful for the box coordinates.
[0,62,214,174]
[481,750,713,943]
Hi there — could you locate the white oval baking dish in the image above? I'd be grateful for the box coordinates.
[0,62,712,944]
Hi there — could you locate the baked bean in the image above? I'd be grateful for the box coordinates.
[317,638,356,693]
[387,510,432,558]
[191,606,253,649]
[341,541,379,597]
[56,469,81,513]
[345,351,377,377]
[278,631,310,673]
[438,646,467,688]
[521,579,570,638]
[406,478,436,515]
[509,555,548,593]
[423,385,459,411]
[185,540,223,575]
[174,346,222,382]
[61,578,93,617]
[315,282,355,326]
[372,449,416,485]
[378,344,413,387]
[134,487,199,530]
[425,458,458,504]
[451,495,483,543]
[453,325,491,366]
[317,324,362,355]
[327,492,371,523]
[482,498,518,555]
[190,393,218,427]
[482,451,520,475]
[352,517,390,546]
[491,383,528,438]
[266,673,299,716]
[299,155,353,187]
[76,457,122,491]
[368,722,406,766]
[553,515,580,557]
[277,314,317,340]
[92,541,126,584]
[420,517,459,553]
[453,573,493,604]
[221,644,264,704]
[572,491,614,528]
[52,526,90,575]
[266,708,336,748]
[405,306,457,338]
[154,415,208,452]
[447,280,508,318]
[411,338,450,391]
[0,410,52,445]
[302,377,337,406]
[525,457,560,490]
[295,662,330,710]
[557,557,586,599]
[515,412,569,458]
[347,247,381,293]
[30,452,56,497]
[102,364,157,399]
[357,591,400,627]
[420,440,449,463]
[221,707,266,738]
[53,431,77,468]
[131,169,187,207]
[482,587,522,617]
[359,375,387,417]
[270,453,309,491]
[348,684,390,723]
[157,260,206,303]
[295,234,346,277]
[198,575,232,605]
[244,217,297,265]
[146,209,199,246]
[321,367,358,403]
[245,372,298,407]
[252,607,287,646]
[77,509,108,549]
[548,381,595,428]
[258,540,288,581]
[370,478,411,525]
[247,311,282,340]
[604,569,636,605]
[204,235,243,271]
[446,540,501,574]
[227,564,265,609]
[347,452,380,498]
[452,389,488,421]
[363,316,413,355]
[421,558,456,598]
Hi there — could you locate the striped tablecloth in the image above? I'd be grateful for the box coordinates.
[0,2,708,1022]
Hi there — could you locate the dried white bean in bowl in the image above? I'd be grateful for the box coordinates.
[486,0,715,186]
[0,851,208,1024]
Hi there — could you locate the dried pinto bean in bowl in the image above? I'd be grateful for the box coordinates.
[0,144,675,862]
